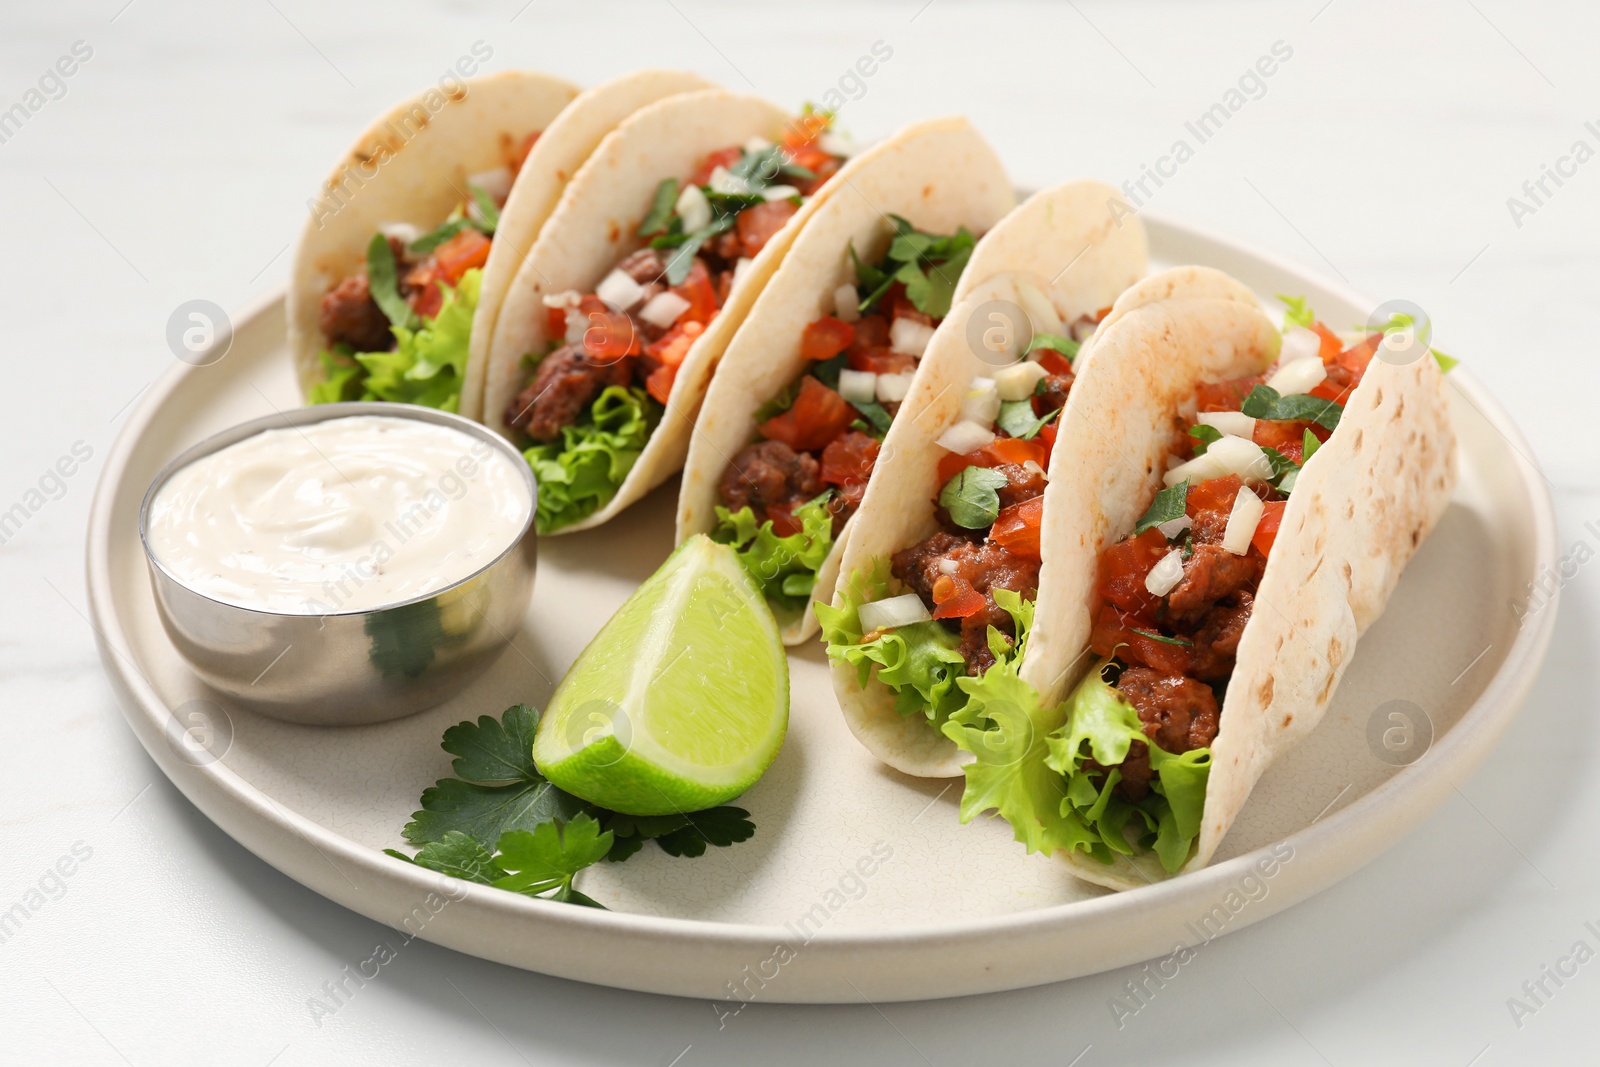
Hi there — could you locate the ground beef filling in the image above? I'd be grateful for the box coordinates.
[506,345,632,443]
[891,531,1040,674]
[1107,667,1221,800]
[718,440,825,527]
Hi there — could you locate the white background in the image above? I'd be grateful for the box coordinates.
[4,0,1597,1063]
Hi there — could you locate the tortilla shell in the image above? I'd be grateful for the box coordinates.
[288,71,580,413]
[1046,279,1457,889]
[483,90,859,534]
[462,70,715,420]
[674,116,1016,643]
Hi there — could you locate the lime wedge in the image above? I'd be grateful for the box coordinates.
[533,535,789,815]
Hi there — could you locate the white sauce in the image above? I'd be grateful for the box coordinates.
[146,415,531,614]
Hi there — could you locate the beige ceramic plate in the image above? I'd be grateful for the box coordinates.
[86,216,1557,1003]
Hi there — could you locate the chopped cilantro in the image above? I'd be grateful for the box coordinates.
[1240,384,1342,431]
[1302,427,1321,463]
[997,399,1060,441]
[856,215,976,319]
[468,184,501,234]
[1133,479,1189,535]
[1130,628,1194,648]
[638,178,678,237]
[1188,424,1223,455]
[938,466,1009,529]
[1027,333,1080,361]
[1278,294,1315,329]
[852,399,893,436]
[366,232,418,330]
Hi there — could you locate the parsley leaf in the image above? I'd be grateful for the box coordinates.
[1188,424,1222,455]
[1278,294,1316,329]
[730,145,785,188]
[997,399,1060,440]
[1027,333,1080,361]
[365,598,443,679]
[386,831,505,884]
[402,774,592,848]
[366,232,419,330]
[653,807,757,857]
[938,466,1009,529]
[409,217,477,255]
[851,399,893,436]
[638,178,678,237]
[858,216,976,319]
[1302,427,1321,463]
[492,816,614,898]
[1134,479,1189,535]
[1261,446,1299,483]
[442,704,540,782]
[1240,384,1342,431]
[809,352,849,392]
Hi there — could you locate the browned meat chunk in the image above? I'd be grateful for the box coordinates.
[505,345,632,442]
[994,462,1046,509]
[891,531,1040,674]
[1186,592,1254,681]
[319,274,393,352]
[616,247,667,284]
[1035,371,1074,414]
[1112,667,1221,800]
[1166,544,1262,621]
[718,440,823,523]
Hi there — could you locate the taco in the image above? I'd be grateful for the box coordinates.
[816,182,1149,774]
[939,268,1457,887]
[290,70,713,418]
[482,90,871,534]
[673,116,1018,642]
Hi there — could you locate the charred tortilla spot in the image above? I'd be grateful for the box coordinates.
[608,221,620,242]
[1327,637,1344,669]
[1341,560,1353,587]
[1256,675,1274,705]
[1282,713,1292,727]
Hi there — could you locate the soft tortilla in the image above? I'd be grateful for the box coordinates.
[1043,272,1457,889]
[826,182,1148,775]
[674,116,1017,643]
[288,70,580,415]
[461,70,715,420]
[483,90,858,534]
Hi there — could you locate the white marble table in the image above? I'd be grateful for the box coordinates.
[3,1,1595,1063]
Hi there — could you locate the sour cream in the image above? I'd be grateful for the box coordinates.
[146,415,532,614]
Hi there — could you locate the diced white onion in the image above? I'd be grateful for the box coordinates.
[743,135,773,154]
[1155,513,1193,540]
[960,377,1000,425]
[1164,434,1273,486]
[818,132,856,158]
[564,307,587,345]
[858,593,931,632]
[1144,549,1186,597]
[541,289,581,309]
[1016,280,1064,337]
[467,166,513,204]
[1023,459,1045,479]
[1267,357,1328,396]
[596,269,646,312]
[1280,325,1322,364]
[937,419,996,455]
[1222,488,1265,555]
[833,284,861,323]
[638,290,690,329]
[890,317,936,357]
[838,369,877,404]
[675,183,711,233]
[1197,410,1257,439]
[937,559,960,576]
[876,371,914,402]
[708,166,751,196]
[994,360,1049,401]
[731,256,754,290]
[377,221,420,245]
[762,184,801,202]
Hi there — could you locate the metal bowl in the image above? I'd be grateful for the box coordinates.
[138,402,538,726]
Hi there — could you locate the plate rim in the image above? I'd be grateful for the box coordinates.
[85,212,1561,1001]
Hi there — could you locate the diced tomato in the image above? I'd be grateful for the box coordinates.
[936,437,1047,484]
[1333,332,1381,380]
[645,319,705,368]
[737,200,799,258]
[801,316,856,362]
[581,295,641,363]
[1186,474,1244,522]
[798,155,841,196]
[886,286,931,328]
[1037,421,1059,467]
[1196,376,1264,413]
[544,303,570,339]
[931,575,986,620]
[1311,321,1343,362]
[1087,607,1191,674]
[510,130,541,176]
[405,271,444,321]
[689,146,742,187]
[646,364,675,405]
[781,114,836,173]
[1034,350,1074,378]
[847,347,915,375]
[767,500,804,537]
[820,430,879,486]
[1251,419,1312,464]
[759,376,855,453]
[1309,376,1355,406]
[991,497,1044,561]
[671,259,719,326]
[1252,500,1287,558]
[1098,527,1170,617]
[849,313,888,351]
[434,228,492,285]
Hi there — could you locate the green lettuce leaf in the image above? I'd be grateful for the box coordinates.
[308,267,482,412]
[1042,665,1212,872]
[712,494,835,624]
[815,560,967,725]
[524,384,660,534]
